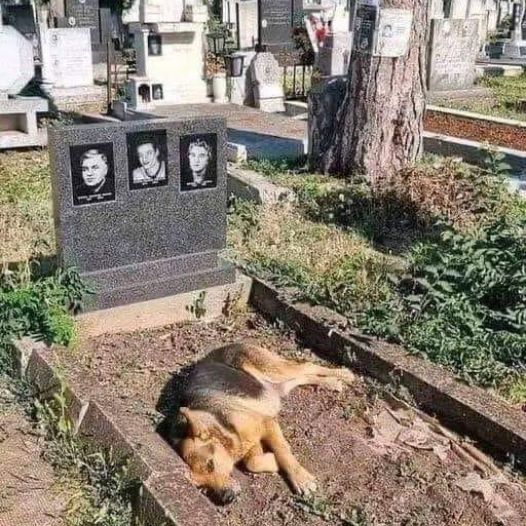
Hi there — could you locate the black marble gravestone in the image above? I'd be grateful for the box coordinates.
[258,0,302,56]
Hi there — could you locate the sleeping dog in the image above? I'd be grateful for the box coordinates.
[173,342,355,505]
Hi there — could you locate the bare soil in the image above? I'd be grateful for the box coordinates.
[56,312,526,526]
[0,379,65,526]
[425,111,526,151]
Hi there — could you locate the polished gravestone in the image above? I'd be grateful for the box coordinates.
[258,0,302,55]
[49,117,235,311]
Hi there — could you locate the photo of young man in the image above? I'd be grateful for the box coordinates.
[127,130,169,190]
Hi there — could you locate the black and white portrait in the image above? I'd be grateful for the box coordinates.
[127,130,168,190]
[148,34,162,56]
[152,83,164,100]
[180,133,217,192]
[70,143,115,206]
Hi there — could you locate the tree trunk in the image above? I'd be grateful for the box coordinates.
[309,0,428,185]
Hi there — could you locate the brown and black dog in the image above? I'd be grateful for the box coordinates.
[173,342,355,505]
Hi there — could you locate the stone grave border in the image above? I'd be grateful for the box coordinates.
[9,268,526,525]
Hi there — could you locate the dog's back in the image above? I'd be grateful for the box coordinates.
[182,346,282,419]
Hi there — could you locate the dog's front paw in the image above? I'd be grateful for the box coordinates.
[290,468,317,495]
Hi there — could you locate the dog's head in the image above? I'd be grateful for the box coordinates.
[177,407,240,505]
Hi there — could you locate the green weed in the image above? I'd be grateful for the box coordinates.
[35,382,141,526]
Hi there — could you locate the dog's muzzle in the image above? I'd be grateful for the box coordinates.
[210,487,238,506]
[209,481,241,506]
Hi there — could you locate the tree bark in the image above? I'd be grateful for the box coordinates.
[309,0,428,185]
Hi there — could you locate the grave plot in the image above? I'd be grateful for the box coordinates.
[48,311,526,526]
[424,108,526,151]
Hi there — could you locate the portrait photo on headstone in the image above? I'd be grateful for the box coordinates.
[180,133,218,192]
[70,143,116,206]
[148,34,162,56]
[152,83,164,100]
[127,129,169,190]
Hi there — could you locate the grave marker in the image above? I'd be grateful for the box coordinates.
[49,117,235,311]
[258,0,302,55]
[250,52,285,112]
[427,19,479,91]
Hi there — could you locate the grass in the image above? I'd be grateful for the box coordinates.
[440,73,526,121]
[0,148,140,525]
[230,155,526,404]
[0,150,54,267]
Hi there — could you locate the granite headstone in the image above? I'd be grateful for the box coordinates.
[49,117,235,311]
[427,19,479,91]
[64,0,100,41]
[258,0,302,54]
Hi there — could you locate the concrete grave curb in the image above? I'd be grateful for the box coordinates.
[12,338,219,526]
[423,131,526,173]
[227,164,296,205]
[249,278,526,465]
[9,275,526,525]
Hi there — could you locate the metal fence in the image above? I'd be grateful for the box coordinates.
[281,64,313,101]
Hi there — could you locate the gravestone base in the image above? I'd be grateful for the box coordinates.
[256,97,286,113]
[80,255,236,311]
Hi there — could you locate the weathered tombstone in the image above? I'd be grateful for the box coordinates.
[250,52,285,112]
[0,24,48,149]
[49,117,235,311]
[42,28,94,88]
[258,0,302,55]
[427,19,480,92]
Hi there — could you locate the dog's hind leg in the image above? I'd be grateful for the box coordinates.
[234,344,355,393]
[262,419,316,495]
[243,444,279,473]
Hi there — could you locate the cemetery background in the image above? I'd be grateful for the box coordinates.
[2,0,526,524]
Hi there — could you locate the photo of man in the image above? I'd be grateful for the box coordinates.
[180,134,218,192]
[127,130,169,190]
[70,144,115,206]
[148,34,162,56]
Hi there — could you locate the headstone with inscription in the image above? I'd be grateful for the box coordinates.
[427,19,479,92]
[250,52,285,112]
[258,0,302,55]
[49,117,235,311]
[43,28,94,88]
[64,0,100,43]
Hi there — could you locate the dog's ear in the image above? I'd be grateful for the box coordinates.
[179,407,210,440]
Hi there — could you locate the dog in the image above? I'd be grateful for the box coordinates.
[174,341,355,505]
